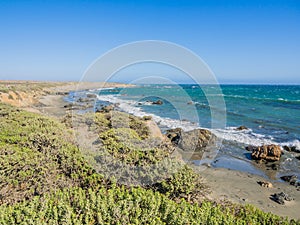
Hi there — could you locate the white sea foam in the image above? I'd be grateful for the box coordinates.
[97,94,198,131]
[211,127,277,146]
[97,94,299,148]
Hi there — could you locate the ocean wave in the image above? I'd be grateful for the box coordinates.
[96,94,296,147]
[97,94,199,131]
[211,127,277,146]
[224,94,300,104]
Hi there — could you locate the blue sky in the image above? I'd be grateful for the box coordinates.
[0,0,299,83]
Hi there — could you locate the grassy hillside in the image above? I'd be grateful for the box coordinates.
[0,102,298,224]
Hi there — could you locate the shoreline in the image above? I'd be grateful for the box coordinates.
[38,85,300,220]
[1,81,299,220]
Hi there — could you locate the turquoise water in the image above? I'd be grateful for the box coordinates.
[98,84,300,143]
[90,84,300,179]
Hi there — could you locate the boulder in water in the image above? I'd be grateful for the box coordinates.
[152,100,163,105]
[283,145,300,153]
[250,144,282,161]
[236,125,248,130]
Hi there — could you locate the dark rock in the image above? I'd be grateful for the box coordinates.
[87,93,97,98]
[245,145,255,151]
[166,128,182,145]
[236,125,248,130]
[250,144,282,161]
[271,163,279,170]
[187,101,193,105]
[266,162,280,171]
[296,155,300,161]
[55,91,69,95]
[64,103,73,108]
[152,100,163,105]
[271,192,293,205]
[142,115,152,121]
[77,97,91,103]
[280,175,298,186]
[63,103,81,110]
[283,145,300,153]
[166,128,216,152]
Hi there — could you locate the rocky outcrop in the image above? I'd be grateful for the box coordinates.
[144,119,165,140]
[236,125,248,130]
[166,128,216,152]
[250,144,282,161]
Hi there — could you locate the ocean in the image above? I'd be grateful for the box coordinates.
[75,84,300,180]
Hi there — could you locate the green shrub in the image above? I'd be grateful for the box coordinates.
[98,128,168,166]
[0,186,297,225]
[0,103,298,225]
[0,103,106,204]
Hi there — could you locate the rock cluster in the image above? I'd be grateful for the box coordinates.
[271,192,293,205]
[280,175,299,187]
[249,144,282,161]
[283,145,300,153]
[258,181,273,188]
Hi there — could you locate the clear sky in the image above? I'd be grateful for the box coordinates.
[0,0,299,84]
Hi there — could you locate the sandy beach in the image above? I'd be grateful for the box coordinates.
[201,167,300,219]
